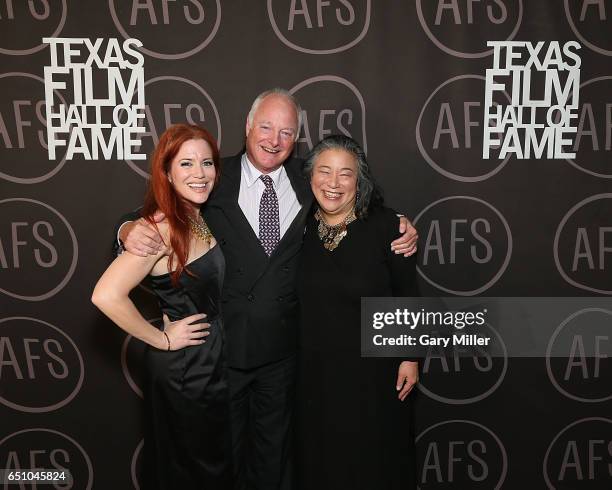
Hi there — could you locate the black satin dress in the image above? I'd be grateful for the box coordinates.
[143,244,232,489]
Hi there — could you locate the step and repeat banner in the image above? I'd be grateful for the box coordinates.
[1,1,611,488]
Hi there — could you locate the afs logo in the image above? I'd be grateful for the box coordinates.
[0,317,84,413]
[416,419,507,488]
[0,428,93,488]
[418,321,507,404]
[110,0,221,59]
[413,196,513,296]
[0,198,78,301]
[0,73,69,184]
[546,308,612,403]
[565,76,612,179]
[124,76,221,179]
[131,439,144,490]
[290,75,366,156]
[417,74,511,182]
[565,0,612,56]
[0,0,66,55]
[544,417,612,489]
[121,317,163,398]
[554,194,612,295]
[268,0,370,54]
[416,0,522,58]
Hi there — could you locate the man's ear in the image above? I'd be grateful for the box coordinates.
[245,117,251,138]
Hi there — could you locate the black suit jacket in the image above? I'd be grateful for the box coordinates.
[203,154,312,369]
[116,154,312,368]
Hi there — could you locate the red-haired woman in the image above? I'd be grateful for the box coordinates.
[92,124,231,489]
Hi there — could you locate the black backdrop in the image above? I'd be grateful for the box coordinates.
[1,1,611,488]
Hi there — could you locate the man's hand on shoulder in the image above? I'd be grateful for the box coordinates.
[391,216,418,257]
[120,212,166,257]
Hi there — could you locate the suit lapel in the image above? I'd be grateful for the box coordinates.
[209,154,314,265]
[284,157,312,207]
[269,157,313,259]
[207,155,268,260]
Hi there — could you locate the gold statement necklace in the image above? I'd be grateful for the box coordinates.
[315,207,357,251]
[187,214,213,244]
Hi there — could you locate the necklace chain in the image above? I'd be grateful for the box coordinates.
[187,215,213,244]
[314,208,356,251]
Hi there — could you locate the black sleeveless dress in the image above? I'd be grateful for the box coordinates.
[143,244,232,489]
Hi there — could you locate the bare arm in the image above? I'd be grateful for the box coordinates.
[92,249,209,350]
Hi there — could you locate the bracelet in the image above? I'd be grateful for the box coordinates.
[163,331,171,351]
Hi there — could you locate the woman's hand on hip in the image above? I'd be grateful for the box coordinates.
[162,313,210,350]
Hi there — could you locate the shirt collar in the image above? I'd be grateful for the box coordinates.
[241,153,286,189]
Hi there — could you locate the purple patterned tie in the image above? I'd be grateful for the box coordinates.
[259,175,280,256]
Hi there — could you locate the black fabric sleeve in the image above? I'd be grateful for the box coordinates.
[379,207,419,297]
[379,207,420,361]
[112,209,142,257]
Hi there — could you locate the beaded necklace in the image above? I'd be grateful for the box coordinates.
[314,207,357,251]
[187,215,213,244]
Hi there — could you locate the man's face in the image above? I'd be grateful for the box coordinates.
[245,94,298,174]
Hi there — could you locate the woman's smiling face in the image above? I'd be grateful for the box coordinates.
[310,148,358,225]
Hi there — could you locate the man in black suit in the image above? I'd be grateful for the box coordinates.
[119,88,417,490]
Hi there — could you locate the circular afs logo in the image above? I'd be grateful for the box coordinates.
[0,317,84,413]
[290,75,367,156]
[0,73,69,184]
[0,0,66,55]
[131,439,144,490]
[109,0,221,59]
[267,0,370,54]
[565,76,612,179]
[413,196,513,296]
[416,420,507,488]
[121,317,162,398]
[554,194,612,295]
[416,0,522,58]
[124,76,221,179]
[418,321,507,404]
[417,74,511,182]
[544,417,612,489]
[546,308,612,403]
[565,0,612,56]
[0,428,93,488]
[0,199,78,301]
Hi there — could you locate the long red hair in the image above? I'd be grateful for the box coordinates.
[142,124,220,286]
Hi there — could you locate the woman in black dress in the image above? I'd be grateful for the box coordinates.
[296,135,418,489]
[92,124,232,489]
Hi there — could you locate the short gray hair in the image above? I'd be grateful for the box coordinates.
[304,134,383,218]
[247,88,302,141]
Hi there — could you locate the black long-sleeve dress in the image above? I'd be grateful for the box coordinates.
[295,206,418,490]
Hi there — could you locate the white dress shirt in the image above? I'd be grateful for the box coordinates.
[238,153,302,239]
